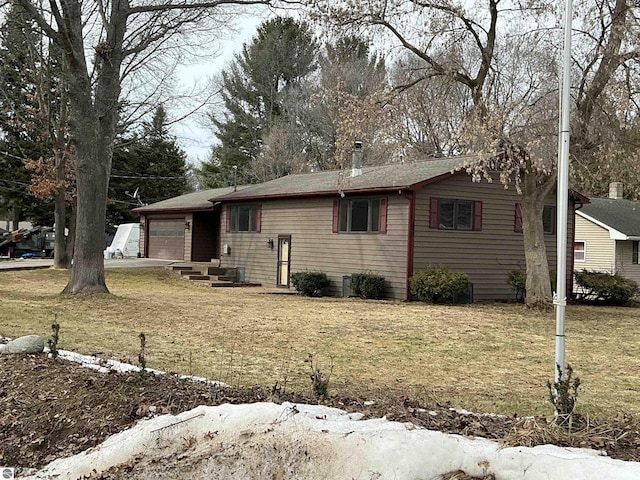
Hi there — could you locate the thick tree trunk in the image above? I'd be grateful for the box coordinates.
[62,131,112,293]
[53,150,72,269]
[11,207,20,231]
[521,173,553,310]
[59,1,124,294]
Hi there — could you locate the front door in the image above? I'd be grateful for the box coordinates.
[277,235,291,287]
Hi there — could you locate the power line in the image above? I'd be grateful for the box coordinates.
[110,174,182,179]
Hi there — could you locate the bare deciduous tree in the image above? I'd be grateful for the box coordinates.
[12,0,274,293]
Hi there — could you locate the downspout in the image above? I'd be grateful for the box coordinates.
[405,191,416,301]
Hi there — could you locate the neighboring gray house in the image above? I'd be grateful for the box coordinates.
[574,182,640,285]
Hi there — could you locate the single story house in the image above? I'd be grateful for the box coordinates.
[139,154,582,301]
[574,182,640,284]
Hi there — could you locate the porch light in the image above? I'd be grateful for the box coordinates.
[184,221,191,231]
[267,238,274,249]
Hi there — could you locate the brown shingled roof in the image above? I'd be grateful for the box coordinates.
[213,156,471,202]
[133,186,248,214]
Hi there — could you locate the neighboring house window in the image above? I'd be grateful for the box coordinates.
[633,241,639,265]
[332,198,387,234]
[429,197,482,231]
[226,204,261,233]
[574,241,586,262]
[514,204,556,235]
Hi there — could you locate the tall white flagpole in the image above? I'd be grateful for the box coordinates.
[555,0,573,396]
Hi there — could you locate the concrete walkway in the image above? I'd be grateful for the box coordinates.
[0,258,177,271]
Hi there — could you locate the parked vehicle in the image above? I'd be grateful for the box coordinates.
[0,227,55,258]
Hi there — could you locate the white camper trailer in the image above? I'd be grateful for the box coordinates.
[104,223,140,259]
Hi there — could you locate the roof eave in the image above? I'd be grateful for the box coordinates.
[133,205,215,214]
[215,185,417,203]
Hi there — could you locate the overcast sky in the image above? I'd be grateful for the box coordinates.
[171,14,266,166]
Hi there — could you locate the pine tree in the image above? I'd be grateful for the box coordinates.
[108,106,188,230]
[199,17,317,187]
[0,5,54,227]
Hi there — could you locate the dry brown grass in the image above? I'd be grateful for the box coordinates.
[1,267,640,417]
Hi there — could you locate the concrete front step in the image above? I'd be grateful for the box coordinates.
[169,263,253,287]
[185,274,213,281]
[207,281,262,288]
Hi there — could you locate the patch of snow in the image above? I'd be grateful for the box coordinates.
[22,402,640,480]
[6,337,640,479]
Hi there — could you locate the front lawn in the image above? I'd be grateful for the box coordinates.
[1,267,639,417]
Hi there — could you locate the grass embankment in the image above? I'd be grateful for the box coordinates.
[1,267,638,417]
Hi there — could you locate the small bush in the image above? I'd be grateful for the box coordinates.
[508,269,557,303]
[291,271,331,297]
[547,364,581,429]
[351,272,386,299]
[507,270,526,302]
[574,270,638,305]
[409,266,471,304]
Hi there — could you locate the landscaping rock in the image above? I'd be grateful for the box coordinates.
[0,335,45,354]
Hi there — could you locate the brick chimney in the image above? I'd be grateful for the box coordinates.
[351,141,364,177]
[609,182,623,200]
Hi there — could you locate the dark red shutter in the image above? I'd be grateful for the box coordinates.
[379,198,387,234]
[332,200,339,233]
[256,204,262,233]
[514,203,522,233]
[429,197,439,229]
[473,201,483,231]
[225,205,230,233]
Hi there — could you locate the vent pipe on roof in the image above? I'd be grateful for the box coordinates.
[609,182,623,200]
[351,141,364,177]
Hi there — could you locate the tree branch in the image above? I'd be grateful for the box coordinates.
[128,0,272,15]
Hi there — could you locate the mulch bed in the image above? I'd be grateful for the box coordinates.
[1,353,638,476]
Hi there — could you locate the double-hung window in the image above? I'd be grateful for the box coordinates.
[429,197,482,231]
[514,204,556,235]
[227,204,261,233]
[574,241,586,262]
[333,198,387,234]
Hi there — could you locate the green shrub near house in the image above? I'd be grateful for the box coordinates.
[291,271,331,297]
[410,266,472,304]
[574,270,638,305]
[350,272,386,299]
[507,270,527,302]
[507,269,557,303]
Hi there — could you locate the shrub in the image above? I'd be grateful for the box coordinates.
[574,270,638,305]
[409,266,472,304]
[547,364,581,429]
[291,271,331,297]
[507,269,557,303]
[351,272,386,299]
[507,270,526,302]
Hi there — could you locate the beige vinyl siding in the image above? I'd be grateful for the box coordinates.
[413,174,574,301]
[615,241,640,284]
[220,196,410,299]
[574,216,615,273]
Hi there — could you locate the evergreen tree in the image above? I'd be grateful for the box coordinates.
[0,5,54,227]
[108,106,188,231]
[199,17,317,188]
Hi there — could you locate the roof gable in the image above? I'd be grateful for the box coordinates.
[577,197,640,238]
